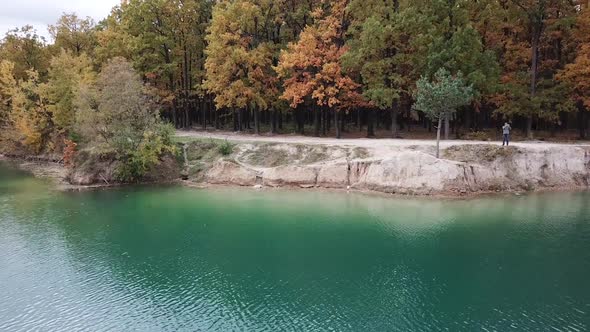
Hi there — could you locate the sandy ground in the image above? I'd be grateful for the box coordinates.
[176,129,590,151]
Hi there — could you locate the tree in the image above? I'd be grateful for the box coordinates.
[276,0,363,138]
[204,0,279,134]
[343,0,403,138]
[43,50,95,134]
[115,0,212,129]
[0,26,49,80]
[75,57,175,181]
[0,61,17,129]
[511,0,547,138]
[560,50,590,110]
[49,13,97,56]
[0,61,20,152]
[558,5,590,136]
[413,68,474,158]
[420,0,500,139]
[94,7,133,66]
[495,0,577,138]
[10,70,53,153]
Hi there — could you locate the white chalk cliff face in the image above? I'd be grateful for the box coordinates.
[347,147,590,194]
[200,142,590,196]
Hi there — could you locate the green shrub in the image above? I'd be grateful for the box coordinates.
[115,123,177,182]
[218,140,233,156]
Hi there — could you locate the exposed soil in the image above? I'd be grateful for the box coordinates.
[177,131,590,197]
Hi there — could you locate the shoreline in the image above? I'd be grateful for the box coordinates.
[181,179,590,200]
[3,154,588,200]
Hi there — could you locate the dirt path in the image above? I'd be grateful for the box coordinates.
[176,130,589,150]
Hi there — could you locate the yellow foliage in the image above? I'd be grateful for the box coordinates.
[10,70,53,154]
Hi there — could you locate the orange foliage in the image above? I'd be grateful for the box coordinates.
[558,7,590,108]
[275,0,364,112]
[63,138,77,167]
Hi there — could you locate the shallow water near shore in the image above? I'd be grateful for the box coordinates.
[0,162,589,331]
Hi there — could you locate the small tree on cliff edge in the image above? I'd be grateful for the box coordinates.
[413,68,473,158]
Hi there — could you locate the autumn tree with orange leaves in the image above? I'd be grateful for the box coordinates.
[275,0,363,138]
[558,4,590,136]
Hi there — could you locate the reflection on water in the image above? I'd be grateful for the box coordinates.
[0,163,589,331]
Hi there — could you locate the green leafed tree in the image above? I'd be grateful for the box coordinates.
[0,61,17,128]
[75,57,175,181]
[43,50,95,135]
[0,61,19,151]
[10,69,53,154]
[419,0,500,139]
[413,68,474,158]
[49,13,98,57]
[0,26,49,80]
[343,0,402,137]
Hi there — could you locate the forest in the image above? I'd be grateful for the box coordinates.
[1,0,590,179]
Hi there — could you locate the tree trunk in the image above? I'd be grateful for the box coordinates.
[314,106,320,137]
[357,109,362,132]
[578,108,586,139]
[527,23,542,140]
[526,116,533,139]
[436,117,442,158]
[335,111,341,139]
[464,107,472,132]
[254,106,260,135]
[245,107,251,129]
[367,109,375,138]
[297,107,304,134]
[202,99,207,130]
[270,109,276,134]
[238,108,243,132]
[444,113,450,140]
[320,106,327,136]
[214,107,219,130]
[172,102,178,128]
[391,107,398,138]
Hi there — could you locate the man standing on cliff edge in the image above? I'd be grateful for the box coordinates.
[502,122,512,146]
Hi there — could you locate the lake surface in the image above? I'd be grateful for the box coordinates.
[0,163,589,331]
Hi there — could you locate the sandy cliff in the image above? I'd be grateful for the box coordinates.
[192,141,590,195]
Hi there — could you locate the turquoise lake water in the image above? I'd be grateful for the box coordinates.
[0,163,589,331]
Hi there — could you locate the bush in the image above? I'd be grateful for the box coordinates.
[218,140,233,156]
[115,123,177,182]
[74,58,179,183]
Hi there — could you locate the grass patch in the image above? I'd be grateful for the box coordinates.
[243,143,290,167]
[184,139,228,162]
[444,145,520,163]
[351,147,370,159]
[298,145,329,164]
